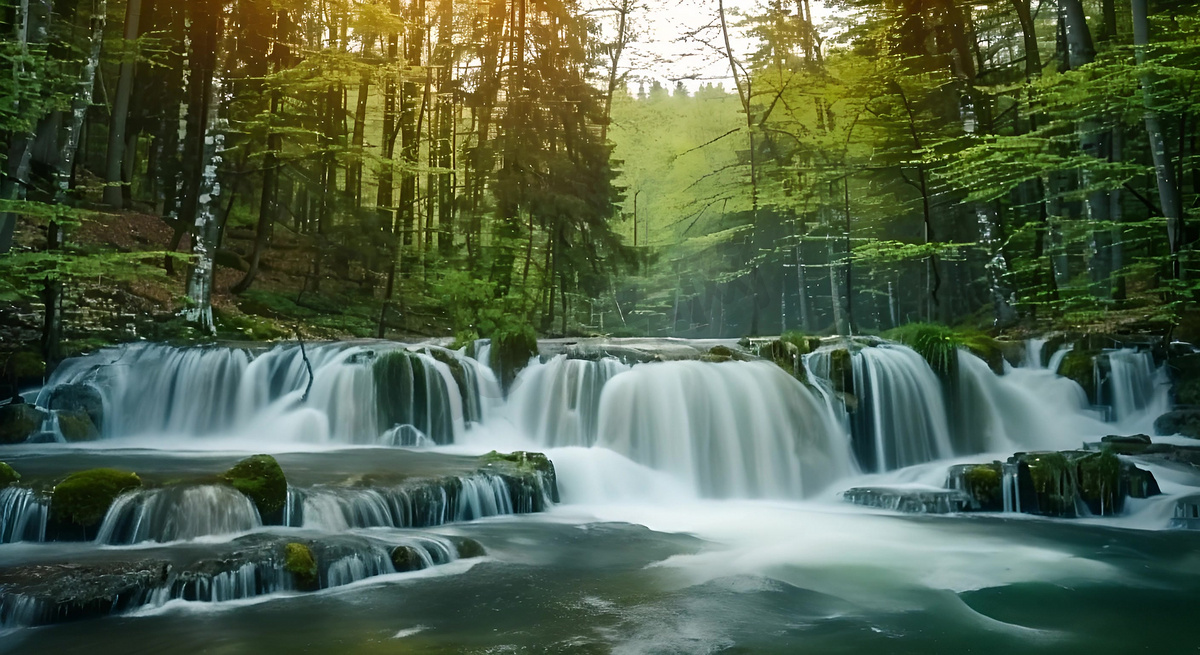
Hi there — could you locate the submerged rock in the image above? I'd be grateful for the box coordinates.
[221,455,288,524]
[1100,434,1153,455]
[1154,409,1200,438]
[450,536,487,559]
[45,383,104,432]
[0,403,46,445]
[390,545,426,572]
[842,487,972,514]
[49,468,142,539]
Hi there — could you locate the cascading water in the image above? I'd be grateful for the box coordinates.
[595,360,855,497]
[36,342,498,445]
[505,355,629,447]
[1102,349,1170,427]
[95,485,262,545]
[0,487,48,544]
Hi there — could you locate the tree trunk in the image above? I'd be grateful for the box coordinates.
[104,0,144,208]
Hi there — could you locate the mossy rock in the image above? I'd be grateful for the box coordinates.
[756,340,807,381]
[480,450,554,477]
[283,542,318,590]
[221,455,288,524]
[0,462,19,486]
[56,410,100,442]
[452,537,486,559]
[949,462,1003,511]
[1176,376,1200,407]
[0,403,46,444]
[50,468,141,534]
[1075,450,1121,515]
[1058,350,1099,403]
[390,545,426,573]
[492,328,540,391]
[884,323,1002,376]
[1017,452,1077,517]
[701,345,750,363]
[828,348,854,394]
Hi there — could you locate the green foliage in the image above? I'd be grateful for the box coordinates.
[50,468,141,529]
[884,323,1001,375]
[0,462,20,487]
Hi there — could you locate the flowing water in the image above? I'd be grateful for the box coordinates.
[2,337,1198,653]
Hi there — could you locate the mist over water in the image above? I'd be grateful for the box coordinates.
[4,337,1198,653]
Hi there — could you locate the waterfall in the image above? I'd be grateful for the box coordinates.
[595,360,855,498]
[506,355,629,447]
[95,485,262,545]
[37,342,494,445]
[0,487,48,544]
[1102,349,1169,427]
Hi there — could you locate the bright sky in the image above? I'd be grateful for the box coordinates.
[587,0,832,93]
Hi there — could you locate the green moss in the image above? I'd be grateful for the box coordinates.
[0,403,45,444]
[390,545,425,572]
[221,455,288,523]
[0,462,19,487]
[884,323,1002,376]
[56,410,99,442]
[50,468,141,530]
[829,348,854,394]
[1058,350,1098,402]
[1022,452,1076,516]
[283,542,318,589]
[961,463,1003,511]
[701,345,748,363]
[1075,450,1121,515]
[755,339,807,382]
[480,450,554,477]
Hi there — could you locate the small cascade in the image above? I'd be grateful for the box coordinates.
[954,350,1107,454]
[294,472,545,531]
[835,345,955,472]
[506,355,629,447]
[95,485,262,545]
[1001,460,1022,513]
[0,487,49,544]
[1022,338,1047,369]
[36,342,494,444]
[595,360,855,498]
[1101,349,1169,426]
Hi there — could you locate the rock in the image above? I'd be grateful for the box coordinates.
[0,403,47,444]
[56,409,100,442]
[0,461,19,486]
[390,545,427,572]
[842,487,973,514]
[451,537,487,559]
[1154,409,1200,438]
[221,455,288,524]
[1014,452,1079,517]
[947,462,1003,511]
[1099,434,1153,455]
[1009,450,1160,517]
[701,345,751,363]
[214,248,250,272]
[45,383,104,432]
[1168,353,1200,406]
[1170,495,1200,530]
[49,468,142,538]
[829,348,854,395]
[283,542,318,590]
[480,450,559,503]
[0,559,170,625]
[492,328,540,391]
[1075,451,1121,515]
[1058,350,1098,403]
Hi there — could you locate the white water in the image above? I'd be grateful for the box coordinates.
[96,485,262,545]
[506,355,629,447]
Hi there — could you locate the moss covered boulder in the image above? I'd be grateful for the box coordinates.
[0,462,19,486]
[390,545,427,572]
[492,328,539,391]
[1016,452,1078,517]
[480,450,559,504]
[50,468,141,538]
[452,537,487,559]
[701,345,751,363]
[221,455,288,524]
[828,348,854,395]
[1058,350,1098,403]
[0,403,47,444]
[56,410,100,442]
[948,462,1003,511]
[1075,451,1121,515]
[283,542,318,590]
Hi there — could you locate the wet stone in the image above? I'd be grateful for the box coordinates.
[842,487,972,514]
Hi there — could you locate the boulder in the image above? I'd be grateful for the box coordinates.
[49,468,142,538]
[45,383,104,432]
[0,403,47,444]
[390,545,427,572]
[56,409,100,442]
[1099,434,1153,455]
[1154,409,1200,438]
[221,455,288,524]
[451,537,487,559]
